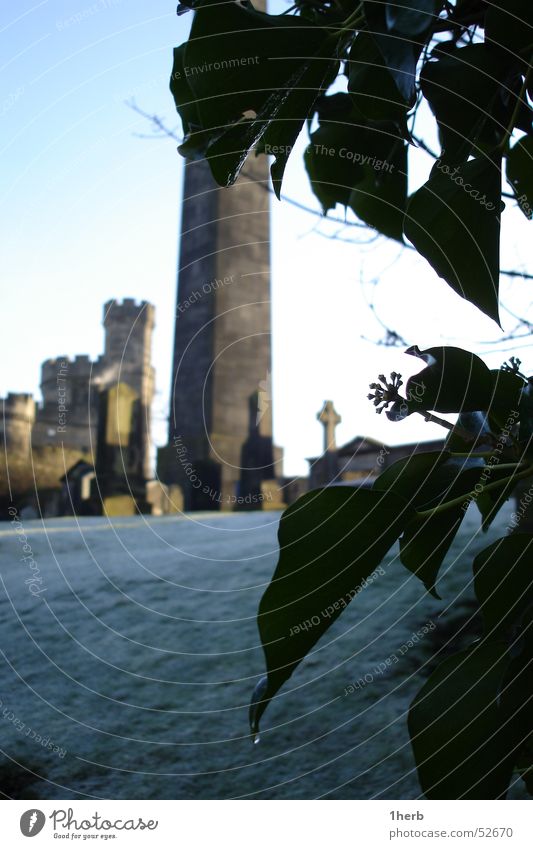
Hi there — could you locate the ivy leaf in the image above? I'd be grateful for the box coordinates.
[185,5,325,132]
[420,45,503,164]
[399,507,462,597]
[373,448,512,593]
[263,53,340,198]
[372,450,451,506]
[409,641,516,799]
[474,535,533,640]
[250,487,411,735]
[388,349,521,426]
[170,3,337,191]
[387,346,494,421]
[516,736,533,796]
[304,118,356,211]
[445,411,494,453]
[519,378,533,447]
[398,466,483,596]
[475,474,520,532]
[487,368,524,430]
[304,93,408,238]
[348,138,407,241]
[385,0,441,37]
[170,44,215,159]
[506,134,533,220]
[207,45,339,194]
[485,0,533,66]
[497,609,533,793]
[347,32,410,126]
[404,157,502,323]
[363,0,428,103]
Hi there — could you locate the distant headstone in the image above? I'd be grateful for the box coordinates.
[317,400,342,452]
[239,391,276,510]
[312,400,342,487]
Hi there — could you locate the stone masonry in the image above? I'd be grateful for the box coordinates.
[157,149,283,511]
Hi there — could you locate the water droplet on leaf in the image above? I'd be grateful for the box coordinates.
[249,675,269,742]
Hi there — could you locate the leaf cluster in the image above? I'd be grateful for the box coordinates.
[250,346,533,798]
[169,0,533,799]
[171,0,532,323]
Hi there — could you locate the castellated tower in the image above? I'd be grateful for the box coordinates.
[101,298,155,414]
[98,299,155,480]
[0,393,36,455]
[32,355,96,453]
[32,299,155,480]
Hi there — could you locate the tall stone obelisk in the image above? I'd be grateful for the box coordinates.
[157,104,283,510]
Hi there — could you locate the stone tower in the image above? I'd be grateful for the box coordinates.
[0,393,36,456]
[98,299,155,480]
[157,149,282,510]
[32,355,95,453]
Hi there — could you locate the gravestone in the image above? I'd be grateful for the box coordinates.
[317,400,342,452]
[311,400,342,488]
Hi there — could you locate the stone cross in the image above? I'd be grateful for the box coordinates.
[317,400,341,453]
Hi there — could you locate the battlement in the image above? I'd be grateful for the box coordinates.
[42,356,71,368]
[103,299,155,327]
[42,355,92,365]
[40,356,93,387]
[1,394,36,451]
[2,392,36,412]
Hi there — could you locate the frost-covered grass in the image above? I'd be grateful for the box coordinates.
[0,505,526,799]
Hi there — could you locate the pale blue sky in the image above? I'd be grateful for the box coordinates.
[1,0,531,475]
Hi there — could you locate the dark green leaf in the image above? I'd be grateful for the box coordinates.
[347,32,409,125]
[170,3,337,190]
[373,450,451,506]
[485,0,533,65]
[170,44,214,159]
[385,0,441,37]
[473,535,533,639]
[409,640,515,799]
[445,411,493,453]
[185,5,325,131]
[304,119,359,212]
[363,0,425,102]
[263,53,340,198]
[388,346,494,420]
[348,138,407,241]
[304,93,408,237]
[372,446,514,591]
[519,379,533,447]
[475,474,519,531]
[487,368,524,430]
[399,466,483,595]
[420,45,504,163]
[498,610,533,792]
[207,45,338,193]
[170,44,198,136]
[404,157,502,323]
[506,134,533,220]
[516,736,533,795]
[251,487,411,733]
[400,507,463,597]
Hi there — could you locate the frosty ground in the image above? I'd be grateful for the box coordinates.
[0,505,526,800]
